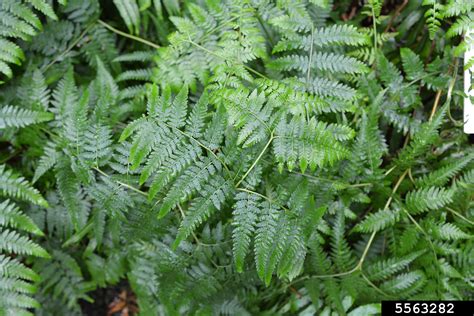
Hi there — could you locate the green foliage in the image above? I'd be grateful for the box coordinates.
[0,0,472,314]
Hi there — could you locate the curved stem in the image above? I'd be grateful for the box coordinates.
[98,19,160,49]
[93,167,148,196]
[43,22,95,72]
[236,132,274,187]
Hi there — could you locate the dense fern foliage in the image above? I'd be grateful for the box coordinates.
[0,0,473,315]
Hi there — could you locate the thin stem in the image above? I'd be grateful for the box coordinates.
[446,207,474,225]
[429,90,442,121]
[98,20,160,49]
[384,165,397,176]
[236,187,289,211]
[43,22,95,72]
[361,271,392,297]
[236,132,274,187]
[93,167,148,197]
[371,5,378,53]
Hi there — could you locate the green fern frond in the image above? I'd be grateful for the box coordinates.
[0,165,48,207]
[113,0,141,35]
[380,271,426,296]
[433,223,471,240]
[0,105,53,129]
[446,13,473,38]
[395,105,446,168]
[0,200,43,235]
[0,230,49,258]
[173,176,232,248]
[273,117,352,172]
[405,186,453,214]
[232,191,260,273]
[254,201,283,286]
[423,0,443,39]
[415,154,474,188]
[366,250,426,282]
[354,208,401,233]
[400,48,425,81]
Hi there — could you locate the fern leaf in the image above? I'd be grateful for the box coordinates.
[416,154,474,187]
[55,158,83,229]
[0,199,43,235]
[434,223,471,240]
[380,271,425,295]
[0,165,48,207]
[33,142,58,183]
[113,0,141,34]
[254,202,281,286]
[274,117,352,172]
[400,48,425,81]
[0,105,53,129]
[159,157,222,218]
[366,250,426,281]
[311,24,369,47]
[0,229,48,258]
[173,177,231,248]
[232,191,260,273]
[395,105,446,168]
[27,0,58,20]
[354,208,401,233]
[405,186,453,214]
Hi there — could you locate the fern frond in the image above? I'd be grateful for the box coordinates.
[395,106,446,168]
[254,201,283,286]
[405,186,453,214]
[0,105,53,129]
[0,199,43,235]
[113,0,140,35]
[415,154,474,187]
[232,191,260,273]
[366,250,426,282]
[380,271,426,296]
[159,156,222,218]
[446,13,474,38]
[0,229,48,258]
[400,48,425,81]
[173,176,232,248]
[273,117,352,172]
[354,208,401,233]
[433,223,471,240]
[0,165,48,207]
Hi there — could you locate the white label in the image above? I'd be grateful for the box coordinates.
[464,29,474,134]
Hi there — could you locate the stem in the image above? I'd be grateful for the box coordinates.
[446,207,474,225]
[43,22,95,72]
[93,167,148,196]
[236,132,274,187]
[98,20,160,49]
[428,90,442,121]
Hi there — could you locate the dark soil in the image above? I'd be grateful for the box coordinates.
[80,280,136,316]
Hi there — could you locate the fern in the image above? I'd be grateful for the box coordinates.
[0,167,48,315]
[0,105,53,129]
[0,0,472,314]
[405,187,454,214]
[0,0,63,81]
